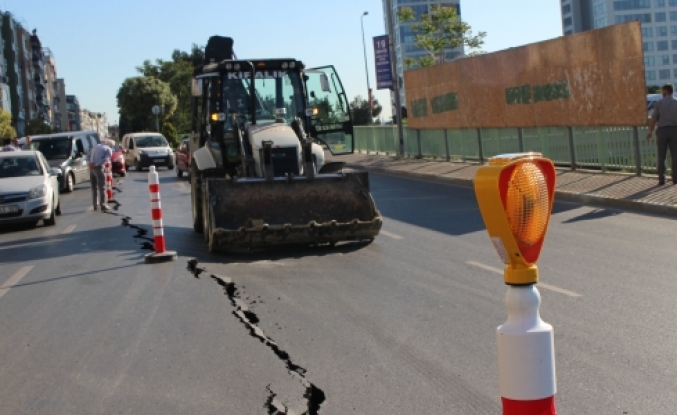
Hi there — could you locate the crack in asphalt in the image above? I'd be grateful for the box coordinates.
[111,178,324,413]
[187,259,326,415]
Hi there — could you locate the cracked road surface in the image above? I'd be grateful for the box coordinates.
[1,168,676,413]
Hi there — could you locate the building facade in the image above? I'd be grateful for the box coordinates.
[43,48,59,131]
[30,30,48,123]
[2,12,25,134]
[66,95,80,131]
[80,110,108,138]
[57,78,67,132]
[0,17,11,115]
[382,0,463,111]
[16,26,36,127]
[561,0,677,86]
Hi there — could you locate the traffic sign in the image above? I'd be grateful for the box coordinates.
[152,105,161,116]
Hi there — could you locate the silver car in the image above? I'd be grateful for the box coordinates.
[0,151,62,227]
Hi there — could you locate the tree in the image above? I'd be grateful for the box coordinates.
[0,109,16,139]
[117,76,177,132]
[350,96,383,125]
[162,122,178,148]
[136,44,205,134]
[397,5,486,68]
[137,58,194,133]
[647,85,661,94]
[25,118,52,135]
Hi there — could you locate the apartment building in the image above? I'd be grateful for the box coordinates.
[561,0,677,86]
[43,48,59,131]
[66,95,81,131]
[57,78,67,133]
[0,17,11,115]
[2,12,25,134]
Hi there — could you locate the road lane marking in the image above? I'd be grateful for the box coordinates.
[466,261,582,297]
[0,266,34,299]
[176,182,189,192]
[62,225,77,234]
[380,230,404,240]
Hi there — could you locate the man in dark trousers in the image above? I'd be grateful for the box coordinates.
[88,141,112,211]
[647,83,677,185]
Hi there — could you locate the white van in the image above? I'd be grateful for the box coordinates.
[120,132,175,171]
[647,93,677,118]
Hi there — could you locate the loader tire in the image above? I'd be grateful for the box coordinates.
[191,167,203,233]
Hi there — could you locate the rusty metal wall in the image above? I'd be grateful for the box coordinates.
[404,22,646,129]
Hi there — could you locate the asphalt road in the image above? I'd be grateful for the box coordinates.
[0,166,675,414]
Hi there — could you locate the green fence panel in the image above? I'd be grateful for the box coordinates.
[521,127,569,165]
[402,127,417,157]
[420,129,446,158]
[447,129,466,161]
[480,128,520,158]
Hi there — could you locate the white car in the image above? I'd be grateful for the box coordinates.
[120,133,175,171]
[0,151,61,227]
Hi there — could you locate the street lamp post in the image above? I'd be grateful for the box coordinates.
[361,11,373,123]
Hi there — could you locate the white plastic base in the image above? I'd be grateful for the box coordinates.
[497,285,556,401]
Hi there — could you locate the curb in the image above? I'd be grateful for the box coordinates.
[347,162,677,218]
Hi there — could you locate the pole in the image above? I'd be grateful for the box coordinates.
[155,114,159,132]
[498,285,556,414]
[386,0,405,156]
[361,12,373,122]
[144,166,177,264]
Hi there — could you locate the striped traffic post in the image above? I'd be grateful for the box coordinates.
[144,165,177,263]
[104,160,114,201]
[474,153,557,414]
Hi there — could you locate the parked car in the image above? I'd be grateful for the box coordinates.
[176,138,191,178]
[102,139,126,176]
[28,131,101,192]
[0,151,61,227]
[120,133,175,171]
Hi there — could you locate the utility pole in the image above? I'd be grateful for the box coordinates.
[386,0,405,156]
[361,11,373,122]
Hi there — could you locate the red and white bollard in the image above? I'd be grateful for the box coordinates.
[144,165,177,263]
[104,160,114,201]
[497,285,556,415]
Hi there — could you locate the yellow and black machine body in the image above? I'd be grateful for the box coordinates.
[189,36,381,251]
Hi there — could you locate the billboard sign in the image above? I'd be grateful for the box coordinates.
[373,35,393,90]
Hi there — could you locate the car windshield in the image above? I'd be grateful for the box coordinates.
[33,138,71,160]
[222,70,305,123]
[0,155,43,178]
[136,136,168,148]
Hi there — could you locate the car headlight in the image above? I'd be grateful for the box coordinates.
[28,184,48,199]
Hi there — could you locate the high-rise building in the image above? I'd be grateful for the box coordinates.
[382,0,463,113]
[16,26,36,125]
[0,16,11,116]
[561,0,677,86]
[30,29,48,122]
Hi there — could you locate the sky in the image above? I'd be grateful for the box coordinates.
[2,0,562,126]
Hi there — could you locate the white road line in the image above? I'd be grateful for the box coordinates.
[380,230,404,240]
[62,225,77,234]
[0,266,34,299]
[466,261,582,297]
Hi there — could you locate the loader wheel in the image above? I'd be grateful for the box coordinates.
[191,168,203,233]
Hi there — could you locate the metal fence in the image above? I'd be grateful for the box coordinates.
[354,125,667,176]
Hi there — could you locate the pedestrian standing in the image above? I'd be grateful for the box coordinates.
[88,141,112,211]
[647,83,677,185]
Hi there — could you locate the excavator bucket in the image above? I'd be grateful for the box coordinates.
[205,171,382,250]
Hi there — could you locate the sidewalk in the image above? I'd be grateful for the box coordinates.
[342,153,677,217]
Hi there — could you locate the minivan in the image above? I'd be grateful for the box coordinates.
[120,133,175,171]
[27,131,101,192]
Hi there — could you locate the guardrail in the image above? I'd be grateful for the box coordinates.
[354,125,666,176]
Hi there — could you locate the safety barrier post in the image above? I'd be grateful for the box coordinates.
[144,166,177,263]
[474,153,557,415]
[104,160,114,201]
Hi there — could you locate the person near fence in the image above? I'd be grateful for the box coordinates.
[88,142,112,211]
[647,83,677,185]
